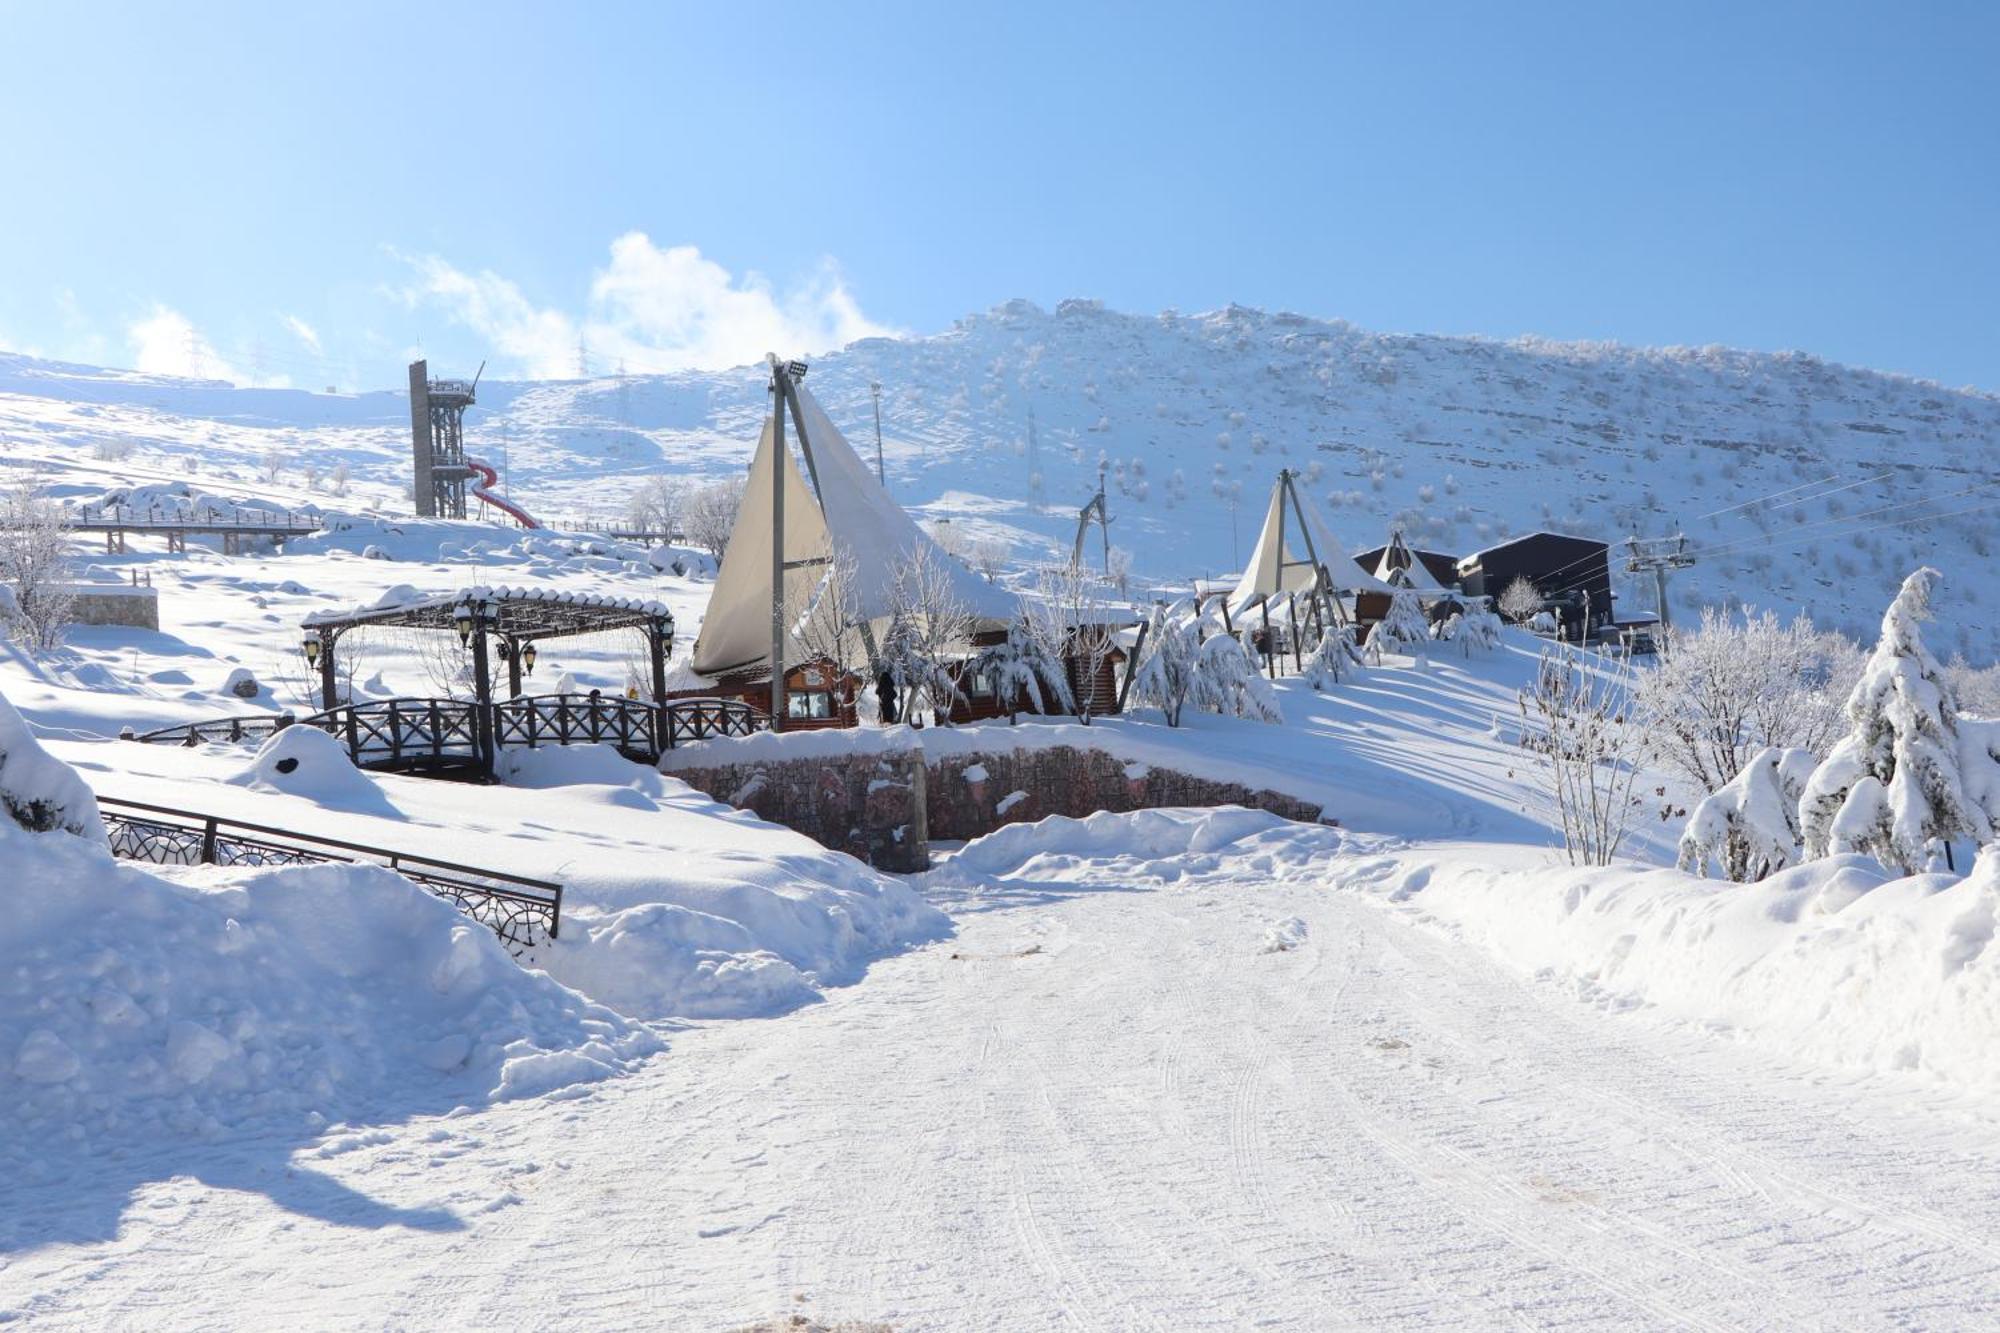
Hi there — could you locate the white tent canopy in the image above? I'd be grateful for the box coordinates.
[1227,472,1392,621]
[1370,531,1450,594]
[690,374,1017,679]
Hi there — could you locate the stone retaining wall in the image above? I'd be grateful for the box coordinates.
[664,742,1324,873]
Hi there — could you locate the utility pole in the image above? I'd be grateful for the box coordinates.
[1624,533,1695,631]
[870,380,886,487]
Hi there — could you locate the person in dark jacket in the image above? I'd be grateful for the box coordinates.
[876,670,899,725]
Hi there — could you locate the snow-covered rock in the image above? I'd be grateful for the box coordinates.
[226,725,394,813]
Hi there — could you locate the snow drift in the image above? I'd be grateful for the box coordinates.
[0,821,661,1159]
[1357,846,2000,1091]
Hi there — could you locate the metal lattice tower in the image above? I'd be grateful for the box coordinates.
[408,359,480,518]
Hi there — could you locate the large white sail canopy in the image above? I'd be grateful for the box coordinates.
[1227,473,1391,620]
[690,376,1017,678]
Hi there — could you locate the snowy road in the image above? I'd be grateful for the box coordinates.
[10,828,2000,1330]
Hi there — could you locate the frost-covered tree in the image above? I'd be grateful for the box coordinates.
[1632,607,1861,794]
[882,542,975,726]
[682,476,746,559]
[1027,563,1118,725]
[1798,569,1992,872]
[1498,576,1542,623]
[1301,623,1365,689]
[626,475,686,536]
[1368,588,1431,662]
[1678,746,1817,881]
[1196,632,1283,724]
[1127,603,1202,726]
[0,482,75,654]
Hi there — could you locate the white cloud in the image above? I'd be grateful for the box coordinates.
[125,304,292,388]
[397,234,897,378]
[283,314,322,355]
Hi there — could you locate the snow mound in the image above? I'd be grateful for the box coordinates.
[1263,917,1309,953]
[226,725,396,813]
[0,688,104,840]
[943,806,1309,881]
[1364,847,2000,1090]
[0,822,661,1158]
[543,903,819,1019]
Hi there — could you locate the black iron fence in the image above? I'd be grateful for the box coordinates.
[98,795,561,955]
[129,694,769,774]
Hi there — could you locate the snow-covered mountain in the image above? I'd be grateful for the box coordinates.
[4,299,1997,655]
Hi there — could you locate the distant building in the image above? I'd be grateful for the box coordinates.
[1456,532,1614,639]
[1351,538,1462,592]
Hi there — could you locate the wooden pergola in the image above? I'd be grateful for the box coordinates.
[301,585,676,711]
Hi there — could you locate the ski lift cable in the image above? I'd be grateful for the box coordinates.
[1678,474,2000,564]
[1762,469,1899,512]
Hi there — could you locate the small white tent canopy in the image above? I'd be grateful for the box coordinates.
[690,368,1017,679]
[1226,470,1391,624]
[1370,529,1449,594]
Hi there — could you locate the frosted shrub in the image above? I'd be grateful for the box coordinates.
[1678,746,1817,881]
[1301,624,1364,689]
[1519,648,1642,866]
[1128,604,1201,726]
[1369,589,1430,661]
[1632,607,1860,794]
[1192,631,1282,724]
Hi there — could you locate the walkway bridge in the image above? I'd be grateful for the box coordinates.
[131,693,771,777]
[68,502,323,554]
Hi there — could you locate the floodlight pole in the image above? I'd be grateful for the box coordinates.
[871,381,885,487]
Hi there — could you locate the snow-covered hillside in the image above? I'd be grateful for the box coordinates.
[5,303,1997,653]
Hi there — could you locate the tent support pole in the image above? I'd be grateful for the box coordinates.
[1259,598,1276,679]
[769,366,787,730]
[1288,595,1303,671]
[1282,470,1333,642]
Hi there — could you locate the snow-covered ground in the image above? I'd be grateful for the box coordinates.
[9,809,2000,1329]
[6,325,2000,1325]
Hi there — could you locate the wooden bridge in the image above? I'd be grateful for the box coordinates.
[67,502,323,554]
[98,795,563,955]
[131,693,771,777]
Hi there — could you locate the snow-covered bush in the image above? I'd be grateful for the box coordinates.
[1518,647,1641,866]
[1678,746,1816,881]
[975,622,1072,722]
[1369,588,1430,661]
[1632,607,1861,794]
[1196,632,1283,724]
[1127,603,1202,726]
[1301,623,1364,689]
[1435,598,1502,657]
[1798,569,1994,872]
[0,689,104,840]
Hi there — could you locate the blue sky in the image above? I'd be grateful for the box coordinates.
[0,1,1993,390]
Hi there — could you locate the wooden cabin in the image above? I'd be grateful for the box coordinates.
[666,657,859,731]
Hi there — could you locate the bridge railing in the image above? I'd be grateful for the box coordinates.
[66,502,323,532]
[662,697,769,747]
[98,795,562,955]
[493,692,659,758]
[127,694,773,769]
[299,697,483,772]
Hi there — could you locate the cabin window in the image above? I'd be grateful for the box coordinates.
[968,669,996,699]
[786,690,835,720]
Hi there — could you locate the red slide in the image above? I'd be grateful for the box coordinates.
[466,457,541,529]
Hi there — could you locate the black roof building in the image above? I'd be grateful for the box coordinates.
[1456,532,1615,633]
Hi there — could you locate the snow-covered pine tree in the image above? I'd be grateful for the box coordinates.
[1678,746,1817,881]
[1128,603,1202,726]
[1301,623,1364,689]
[1195,631,1283,724]
[1369,588,1431,662]
[1797,568,1992,872]
[976,622,1071,722]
